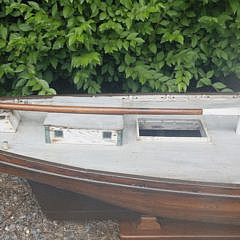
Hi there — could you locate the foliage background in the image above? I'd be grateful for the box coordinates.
[0,0,240,96]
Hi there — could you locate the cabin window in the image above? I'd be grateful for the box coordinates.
[54,130,63,138]
[102,131,112,139]
[137,118,208,141]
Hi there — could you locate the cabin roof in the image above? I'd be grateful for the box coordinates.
[44,113,123,130]
[44,96,123,130]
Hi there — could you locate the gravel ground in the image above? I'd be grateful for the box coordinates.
[0,173,120,240]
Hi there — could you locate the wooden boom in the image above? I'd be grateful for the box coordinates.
[0,102,203,115]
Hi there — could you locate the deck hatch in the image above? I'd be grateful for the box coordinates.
[137,118,208,141]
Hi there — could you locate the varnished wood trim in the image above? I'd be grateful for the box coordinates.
[0,102,203,115]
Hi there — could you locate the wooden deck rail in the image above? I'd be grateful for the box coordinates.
[0,102,202,115]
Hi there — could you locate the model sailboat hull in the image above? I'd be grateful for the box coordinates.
[0,94,240,226]
[0,150,240,225]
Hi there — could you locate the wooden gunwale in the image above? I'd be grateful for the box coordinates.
[1,151,240,225]
[0,151,240,196]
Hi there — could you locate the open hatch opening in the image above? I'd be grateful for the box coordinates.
[137,118,208,141]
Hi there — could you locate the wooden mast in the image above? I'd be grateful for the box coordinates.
[0,102,202,115]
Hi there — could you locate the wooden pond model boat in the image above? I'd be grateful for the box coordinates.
[1,93,240,236]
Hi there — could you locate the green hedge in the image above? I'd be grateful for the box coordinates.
[0,0,239,95]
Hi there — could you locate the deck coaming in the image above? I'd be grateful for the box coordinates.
[0,95,240,184]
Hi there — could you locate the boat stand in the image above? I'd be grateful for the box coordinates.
[29,181,240,240]
[120,216,240,239]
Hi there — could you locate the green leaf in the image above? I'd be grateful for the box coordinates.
[15,65,25,73]
[196,81,204,88]
[68,34,76,46]
[38,90,46,95]
[28,1,40,10]
[90,3,99,17]
[118,65,125,72]
[50,57,58,69]
[149,43,157,54]
[191,36,198,48]
[32,84,42,91]
[127,79,139,92]
[0,39,6,48]
[175,34,184,44]
[46,88,57,95]
[125,18,132,29]
[52,38,65,50]
[206,70,214,78]
[127,32,139,40]
[200,77,211,86]
[99,12,107,20]
[39,79,49,89]
[134,38,144,44]
[200,42,208,54]
[124,54,135,65]
[221,88,233,93]
[19,24,32,32]
[26,79,36,87]
[71,52,101,68]
[16,78,27,88]
[221,51,228,60]
[63,6,73,18]
[123,41,129,50]
[229,0,240,14]
[52,3,58,17]
[199,16,218,24]
[120,0,132,9]
[0,25,8,40]
[177,82,187,92]
[212,82,226,90]
[73,73,80,84]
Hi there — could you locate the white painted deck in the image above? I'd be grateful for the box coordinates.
[1,94,240,184]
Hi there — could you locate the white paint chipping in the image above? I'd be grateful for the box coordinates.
[0,110,21,133]
[2,141,9,150]
[46,126,121,146]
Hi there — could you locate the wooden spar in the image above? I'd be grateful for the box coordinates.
[0,102,203,115]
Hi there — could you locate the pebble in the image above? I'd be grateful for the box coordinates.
[0,173,119,240]
[8,224,15,231]
[55,232,63,237]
